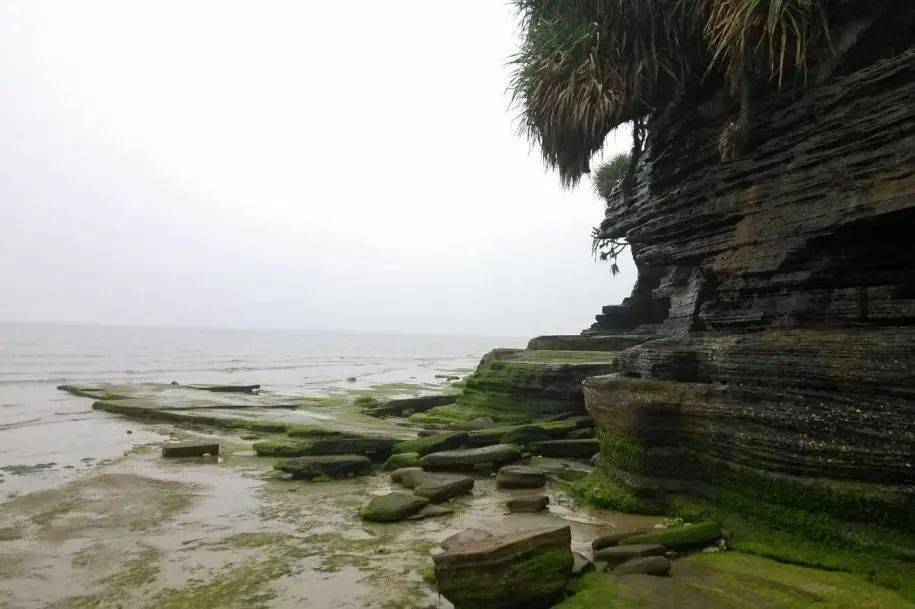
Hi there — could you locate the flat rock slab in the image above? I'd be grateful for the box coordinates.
[161,442,219,458]
[183,383,260,393]
[529,439,599,458]
[506,494,549,513]
[433,524,573,609]
[363,394,458,417]
[360,491,428,522]
[441,528,493,552]
[274,455,372,480]
[496,465,547,489]
[391,431,468,456]
[614,556,671,577]
[591,528,652,551]
[529,457,593,482]
[254,437,396,460]
[593,544,665,566]
[420,444,522,471]
[390,467,474,503]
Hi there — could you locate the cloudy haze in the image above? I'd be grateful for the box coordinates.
[0,1,634,337]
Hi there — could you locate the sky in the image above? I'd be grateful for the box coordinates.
[0,1,635,337]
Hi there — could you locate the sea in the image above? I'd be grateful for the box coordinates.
[0,322,522,498]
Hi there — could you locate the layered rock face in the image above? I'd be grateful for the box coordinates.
[584,42,915,529]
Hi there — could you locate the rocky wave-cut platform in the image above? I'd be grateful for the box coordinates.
[411,349,619,425]
[581,39,915,542]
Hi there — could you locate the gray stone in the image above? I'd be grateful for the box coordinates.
[420,444,522,471]
[613,556,671,576]
[161,442,219,458]
[409,504,454,520]
[506,494,549,513]
[496,465,547,489]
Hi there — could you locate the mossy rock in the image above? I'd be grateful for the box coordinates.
[383,452,421,471]
[254,437,395,460]
[359,492,428,522]
[391,431,468,456]
[621,521,722,551]
[500,425,552,446]
[273,455,372,480]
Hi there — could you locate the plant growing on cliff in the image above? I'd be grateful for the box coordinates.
[592,153,631,200]
[510,0,830,184]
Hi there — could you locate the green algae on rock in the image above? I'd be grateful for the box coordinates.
[620,521,722,551]
[390,431,468,456]
[273,455,372,480]
[383,452,421,470]
[433,525,573,609]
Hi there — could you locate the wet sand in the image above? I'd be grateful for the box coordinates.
[0,421,661,609]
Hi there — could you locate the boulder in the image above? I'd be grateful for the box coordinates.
[161,442,219,458]
[254,436,396,460]
[274,455,372,479]
[528,439,599,459]
[391,467,474,503]
[441,528,493,552]
[496,465,547,489]
[433,524,573,609]
[383,452,421,471]
[591,528,651,551]
[420,444,522,471]
[506,494,549,513]
[620,522,722,551]
[359,492,429,522]
[391,431,468,456]
[613,556,671,577]
[593,544,665,566]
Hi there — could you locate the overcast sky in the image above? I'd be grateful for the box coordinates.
[0,1,634,337]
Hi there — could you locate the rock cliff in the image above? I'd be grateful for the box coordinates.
[583,41,915,530]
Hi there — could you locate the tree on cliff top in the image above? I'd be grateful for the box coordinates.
[509,0,834,186]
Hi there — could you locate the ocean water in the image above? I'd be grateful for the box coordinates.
[0,322,522,497]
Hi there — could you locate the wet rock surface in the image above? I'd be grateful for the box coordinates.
[433,524,573,609]
[420,444,522,471]
[390,468,474,503]
[274,455,372,479]
[161,442,219,458]
[496,465,547,489]
[506,494,549,513]
[359,491,428,522]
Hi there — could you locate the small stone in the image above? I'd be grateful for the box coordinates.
[506,494,549,513]
[613,556,671,576]
[496,465,547,489]
[161,442,219,458]
[593,544,665,566]
[359,491,428,522]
